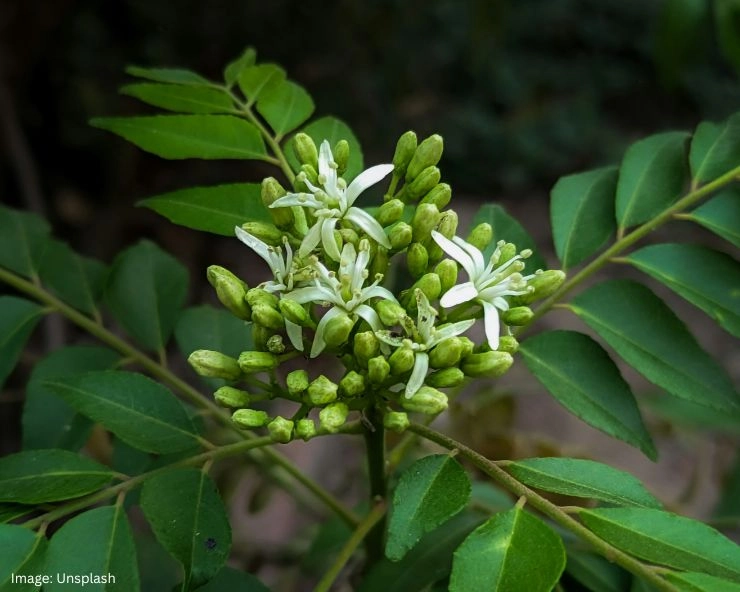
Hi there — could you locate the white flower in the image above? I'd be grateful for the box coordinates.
[270,141,393,261]
[431,231,534,350]
[376,290,474,398]
[286,240,397,357]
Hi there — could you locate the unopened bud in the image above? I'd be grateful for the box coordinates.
[287,369,309,396]
[407,166,441,201]
[334,140,350,176]
[214,386,250,408]
[405,273,441,311]
[426,367,465,388]
[420,183,452,210]
[279,299,314,328]
[252,303,284,330]
[402,386,448,415]
[458,336,475,358]
[512,270,566,305]
[266,334,285,354]
[354,331,380,365]
[368,355,390,384]
[407,242,429,278]
[206,265,251,320]
[308,375,338,405]
[319,402,349,433]
[412,203,441,242]
[497,335,519,354]
[429,337,463,368]
[267,416,294,443]
[369,246,389,279]
[296,418,317,440]
[246,287,279,309]
[241,221,283,246]
[497,242,518,265]
[388,222,413,251]
[461,351,513,378]
[261,177,293,229]
[339,370,365,397]
[393,131,417,175]
[502,306,534,326]
[389,345,416,375]
[293,133,318,169]
[188,350,241,381]
[238,351,279,374]
[435,259,458,294]
[339,227,359,247]
[232,408,269,428]
[252,324,272,351]
[466,223,493,251]
[384,411,410,433]
[323,312,355,348]
[406,134,444,181]
[376,198,405,227]
[427,210,458,262]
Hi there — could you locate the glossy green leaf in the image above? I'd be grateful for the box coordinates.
[507,458,661,508]
[690,114,740,184]
[626,243,740,337]
[615,131,689,230]
[256,80,314,137]
[125,65,211,85]
[386,455,471,561]
[0,204,50,278]
[238,64,286,104]
[666,571,740,591]
[104,240,188,352]
[520,330,655,458]
[550,166,618,268]
[450,508,566,592]
[566,550,631,592]
[175,305,252,360]
[23,346,120,451]
[291,116,364,181]
[192,567,270,592]
[138,183,269,236]
[470,204,547,271]
[90,115,267,160]
[0,525,47,591]
[0,296,44,389]
[715,2,740,78]
[140,468,231,589]
[688,189,740,248]
[45,505,139,591]
[0,449,114,504]
[223,47,257,87]
[121,83,234,114]
[570,280,739,413]
[44,370,201,454]
[581,508,740,581]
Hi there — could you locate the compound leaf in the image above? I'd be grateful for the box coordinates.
[690,114,740,184]
[687,189,740,248]
[121,83,234,114]
[257,80,314,137]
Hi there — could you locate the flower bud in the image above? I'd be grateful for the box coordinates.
[461,351,513,378]
[354,331,380,365]
[206,265,251,320]
[282,372,307,401]
[407,242,429,278]
[502,306,534,326]
[246,287,279,309]
[369,246,389,279]
[339,370,366,397]
[412,203,441,242]
[261,177,293,229]
[497,242,518,265]
[293,132,318,169]
[405,273,441,311]
[375,198,405,227]
[339,227,359,247]
[296,418,317,441]
[300,163,319,186]
[406,166,441,201]
[513,270,566,305]
[406,134,444,181]
[319,402,349,433]
[429,337,463,368]
[368,355,390,384]
[426,367,465,388]
[393,131,417,175]
[232,408,269,428]
[458,336,475,358]
[188,350,242,381]
[267,416,294,443]
[375,302,406,329]
[420,183,452,210]
[308,375,338,405]
[323,312,355,348]
[252,324,272,351]
[214,386,250,408]
[388,222,413,251]
[435,259,458,294]
[389,345,416,375]
[238,351,279,374]
[241,221,283,246]
[497,335,519,354]
[266,334,285,354]
[334,140,350,176]
[383,410,410,433]
[279,298,314,328]
[427,210,458,262]
[251,303,284,330]
[466,223,493,251]
[402,386,448,415]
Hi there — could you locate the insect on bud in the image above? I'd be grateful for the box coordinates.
[293,133,319,170]
[267,416,294,443]
[214,386,250,408]
[232,408,269,428]
[188,350,242,381]
[393,131,418,175]
[308,375,339,405]
[206,265,251,320]
[238,351,279,374]
[406,134,444,182]
[319,402,349,433]
[384,411,410,433]
[402,386,448,415]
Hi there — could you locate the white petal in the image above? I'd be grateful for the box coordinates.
[298,220,323,257]
[481,300,501,351]
[431,231,476,278]
[284,319,304,351]
[235,226,272,264]
[321,217,341,261]
[346,207,391,248]
[271,193,323,209]
[439,281,478,308]
[431,319,476,345]
[287,285,335,304]
[345,164,394,205]
[310,306,343,358]
[355,304,382,332]
[452,235,485,276]
[405,352,429,398]
[360,285,397,302]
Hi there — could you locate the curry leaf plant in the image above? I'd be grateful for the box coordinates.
[0,47,738,592]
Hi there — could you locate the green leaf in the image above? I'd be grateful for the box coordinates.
[125,65,211,85]
[138,183,269,236]
[566,550,631,592]
[0,449,114,504]
[140,468,231,589]
[507,458,661,508]
[90,115,267,160]
[470,204,547,271]
[238,64,286,104]
[615,131,689,230]
[0,296,44,389]
[450,508,566,592]
[256,80,314,137]
[520,330,656,459]
[715,2,740,77]
[626,243,740,337]
[175,305,252,360]
[23,346,120,451]
[570,279,739,413]
[0,204,50,278]
[0,503,34,523]
[689,114,740,184]
[550,166,618,269]
[0,525,47,591]
[687,189,740,248]
[104,240,188,352]
[192,567,270,592]
[223,47,257,87]
[44,370,201,454]
[386,455,471,561]
[45,505,139,591]
[121,83,234,114]
[580,508,740,582]
[291,116,364,181]
[666,571,740,591]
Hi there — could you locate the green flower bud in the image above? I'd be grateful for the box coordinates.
[246,287,279,309]
[427,210,458,262]
[279,298,314,328]
[251,303,284,330]
[214,386,250,408]
[334,140,350,176]
[338,227,359,247]
[502,306,534,326]
[466,223,493,251]
[388,222,413,251]
[252,324,272,351]
[206,265,251,320]
[497,242,518,265]
[300,164,319,186]
[406,166,441,201]
[293,132,318,169]
[241,221,283,246]
[369,246,389,279]
[368,355,390,384]
[375,198,405,227]
[319,402,349,433]
[238,351,279,374]
[232,408,269,428]
[188,350,242,381]
[426,367,465,388]
[286,369,309,397]
[308,375,338,405]
[407,242,429,278]
[461,351,513,378]
[354,331,380,365]
[383,410,410,433]
[376,301,407,327]
[412,203,441,242]
[406,134,444,181]
[405,273,441,312]
[296,418,317,441]
[429,337,462,368]
[261,177,293,229]
[498,335,519,354]
[420,183,452,210]
[401,386,448,415]
[512,270,566,305]
[435,259,458,294]
[266,334,286,354]
[458,336,475,358]
[389,345,416,375]
[339,370,366,397]
[393,131,417,175]
[267,416,294,443]
[323,312,355,348]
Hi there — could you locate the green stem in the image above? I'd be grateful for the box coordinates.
[363,407,388,566]
[407,423,679,592]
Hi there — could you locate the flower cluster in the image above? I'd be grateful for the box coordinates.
[188,132,565,442]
